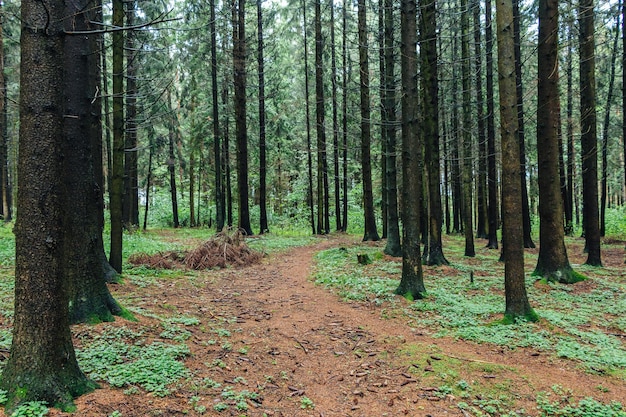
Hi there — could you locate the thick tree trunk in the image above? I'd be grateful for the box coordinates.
[379,0,388,240]
[167,90,180,228]
[485,0,498,249]
[109,0,125,273]
[421,0,447,265]
[495,0,536,323]
[579,0,601,266]
[565,2,575,235]
[358,0,380,242]
[0,0,97,407]
[396,0,425,300]
[533,0,582,284]
[233,0,253,236]
[383,0,401,256]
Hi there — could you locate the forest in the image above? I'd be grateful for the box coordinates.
[0,0,624,414]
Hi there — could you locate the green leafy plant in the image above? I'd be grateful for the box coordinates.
[300,396,315,409]
[10,401,49,417]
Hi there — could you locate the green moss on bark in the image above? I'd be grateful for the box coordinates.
[531,267,587,284]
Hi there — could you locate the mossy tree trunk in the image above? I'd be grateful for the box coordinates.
[0,3,10,223]
[257,0,269,234]
[396,0,425,300]
[302,0,315,235]
[495,0,536,322]
[0,0,96,408]
[532,0,583,284]
[315,0,330,235]
[64,0,125,323]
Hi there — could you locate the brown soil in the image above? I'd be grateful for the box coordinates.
[25,235,626,416]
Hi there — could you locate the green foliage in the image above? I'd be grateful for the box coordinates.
[9,401,49,417]
[537,388,626,417]
[300,396,315,409]
[314,236,626,375]
[76,326,189,397]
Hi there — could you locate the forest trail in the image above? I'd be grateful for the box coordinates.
[40,235,626,416]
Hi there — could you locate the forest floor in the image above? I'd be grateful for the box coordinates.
[10,232,626,417]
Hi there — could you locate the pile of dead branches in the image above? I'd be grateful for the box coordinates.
[128,228,263,270]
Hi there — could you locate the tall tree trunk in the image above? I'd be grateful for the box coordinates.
[223,80,233,227]
[461,0,475,257]
[565,0,575,234]
[0,0,97,407]
[258,0,269,234]
[474,0,488,240]
[383,0,401,256]
[600,6,620,237]
[513,0,535,248]
[331,0,342,231]
[143,136,154,231]
[342,0,349,231]
[533,0,582,284]
[303,0,316,235]
[123,0,139,229]
[379,0,388,240]
[421,0,447,265]
[495,0,536,322]
[0,3,10,222]
[109,0,125,273]
[579,0,601,266]
[622,1,626,205]
[233,0,253,235]
[167,90,180,228]
[451,34,462,234]
[315,0,329,235]
[485,0,498,249]
[358,0,380,242]
[396,0,425,300]
[211,0,225,231]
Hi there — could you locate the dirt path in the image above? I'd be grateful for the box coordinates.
[45,236,626,416]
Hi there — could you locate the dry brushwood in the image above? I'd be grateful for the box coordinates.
[128,228,263,270]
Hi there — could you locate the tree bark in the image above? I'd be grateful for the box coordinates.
[485,0,498,249]
[167,89,180,228]
[331,0,342,232]
[233,0,253,235]
[461,0,475,257]
[211,0,225,231]
[315,0,330,235]
[533,0,582,284]
[123,0,139,229]
[513,0,535,249]
[383,0,401,256]
[358,0,380,242]
[473,0,488,240]
[495,0,536,322]
[421,0,447,265]
[0,0,97,407]
[396,0,425,300]
[0,3,10,222]
[109,0,125,273]
[342,0,349,231]
[258,0,269,234]
[600,6,620,237]
[579,0,602,266]
[303,0,316,235]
